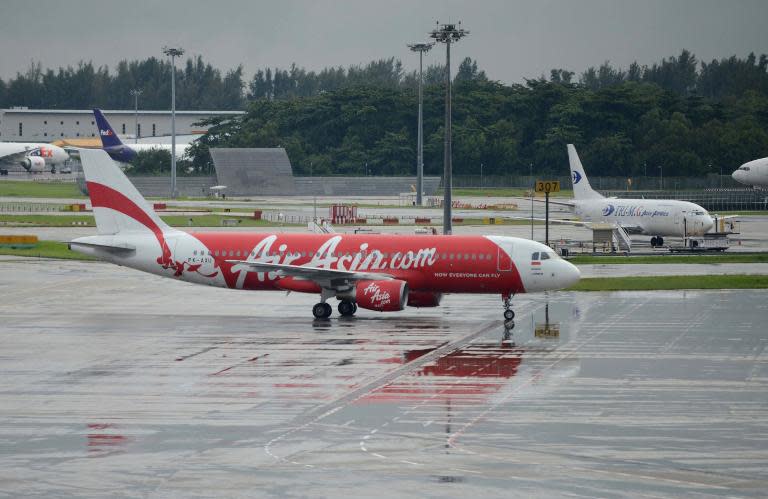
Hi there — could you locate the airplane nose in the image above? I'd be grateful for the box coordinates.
[732,170,742,182]
[561,260,581,289]
[704,216,714,233]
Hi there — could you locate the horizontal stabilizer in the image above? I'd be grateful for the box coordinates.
[69,240,136,252]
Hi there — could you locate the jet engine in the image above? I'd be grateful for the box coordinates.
[355,279,408,312]
[407,291,442,308]
[21,156,46,172]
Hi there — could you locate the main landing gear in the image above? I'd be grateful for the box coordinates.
[312,302,332,319]
[650,236,665,248]
[338,300,357,317]
[312,300,357,318]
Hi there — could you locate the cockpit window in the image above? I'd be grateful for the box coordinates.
[540,252,550,260]
[531,252,539,260]
[693,210,705,215]
[742,166,751,171]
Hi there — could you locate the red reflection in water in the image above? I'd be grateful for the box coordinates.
[362,343,524,403]
[86,423,127,455]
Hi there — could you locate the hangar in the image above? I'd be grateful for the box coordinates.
[0,107,243,142]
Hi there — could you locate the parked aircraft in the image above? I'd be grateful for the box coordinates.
[0,142,70,173]
[70,150,580,320]
[556,145,715,247]
[93,109,192,163]
[732,157,768,189]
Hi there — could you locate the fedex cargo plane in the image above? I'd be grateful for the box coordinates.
[93,109,192,163]
[70,150,580,320]
[0,142,69,173]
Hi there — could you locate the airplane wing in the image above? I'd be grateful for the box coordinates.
[502,216,643,233]
[531,198,576,208]
[503,215,587,226]
[225,260,394,288]
[0,149,31,164]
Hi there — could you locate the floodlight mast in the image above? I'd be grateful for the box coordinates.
[129,89,143,144]
[408,42,433,207]
[163,46,184,198]
[430,22,468,235]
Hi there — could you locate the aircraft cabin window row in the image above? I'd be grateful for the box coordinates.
[192,249,496,261]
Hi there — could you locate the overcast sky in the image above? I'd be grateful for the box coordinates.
[1,0,766,84]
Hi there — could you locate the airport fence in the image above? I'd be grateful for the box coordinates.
[604,189,768,211]
[0,202,68,213]
[452,174,742,190]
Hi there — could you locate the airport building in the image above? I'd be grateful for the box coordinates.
[0,107,243,142]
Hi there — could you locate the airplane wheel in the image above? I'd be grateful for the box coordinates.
[338,300,356,316]
[313,303,331,319]
[657,236,664,246]
[504,320,515,330]
[503,309,515,321]
[650,236,658,247]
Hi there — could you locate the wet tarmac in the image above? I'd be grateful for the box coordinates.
[1,259,768,497]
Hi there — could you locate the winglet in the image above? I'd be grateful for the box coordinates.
[567,144,604,200]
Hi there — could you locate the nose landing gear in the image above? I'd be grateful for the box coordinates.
[502,294,515,321]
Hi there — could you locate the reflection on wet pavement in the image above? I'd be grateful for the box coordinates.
[0,260,767,496]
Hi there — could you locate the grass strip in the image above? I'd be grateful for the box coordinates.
[0,240,96,260]
[0,181,85,198]
[0,214,296,228]
[569,254,768,265]
[568,274,768,291]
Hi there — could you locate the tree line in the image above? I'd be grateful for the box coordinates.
[193,51,768,178]
[0,57,244,110]
[1,51,767,178]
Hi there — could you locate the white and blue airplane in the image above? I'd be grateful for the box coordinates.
[520,145,717,248]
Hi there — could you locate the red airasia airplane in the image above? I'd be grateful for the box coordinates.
[70,150,580,320]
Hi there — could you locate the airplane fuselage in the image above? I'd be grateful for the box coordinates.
[732,157,768,189]
[574,198,714,236]
[72,232,580,297]
[0,142,69,171]
[103,143,191,163]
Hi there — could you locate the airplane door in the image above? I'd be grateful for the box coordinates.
[497,242,513,272]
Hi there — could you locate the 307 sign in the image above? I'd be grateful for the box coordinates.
[535,180,560,193]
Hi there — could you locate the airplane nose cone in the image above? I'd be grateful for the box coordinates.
[561,260,581,289]
[732,170,743,182]
[704,216,715,233]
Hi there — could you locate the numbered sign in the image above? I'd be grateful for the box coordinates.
[535,180,561,193]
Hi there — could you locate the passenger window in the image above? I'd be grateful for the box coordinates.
[541,252,550,260]
[532,252,539,260]
[471,254,476,260]
[449,254,454,260]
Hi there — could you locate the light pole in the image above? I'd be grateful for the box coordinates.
[408,42,433,206]
[129,89,142,144]
[530,161,534,239]
[430,21,468,235]
[163,46,184,198]
[658,165,663,190]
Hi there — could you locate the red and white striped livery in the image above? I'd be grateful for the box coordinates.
[71,150,580,320]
